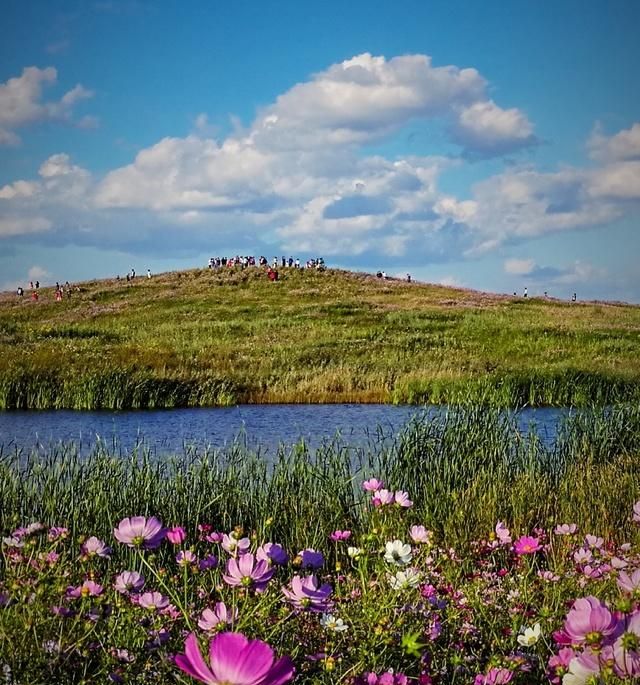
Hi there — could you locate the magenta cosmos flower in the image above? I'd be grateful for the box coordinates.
[198,602,238,632]
[167,526,187,544]
[563,596,622,645]
[222,553,274,592]
[513,535,541,555]
[175,632,294,685]
[113,516,166,549]
[114,570,145,594]
[81,536,111,558]
[362,477,384,492]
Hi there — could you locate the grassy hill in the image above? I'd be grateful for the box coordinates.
[1,267,639,409]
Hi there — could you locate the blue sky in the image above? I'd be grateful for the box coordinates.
[1,0,639,301]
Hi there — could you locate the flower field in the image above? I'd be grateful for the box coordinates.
[2,491,640,683]
[2,405,640,683]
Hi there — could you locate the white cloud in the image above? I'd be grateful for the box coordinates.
[589,122,640,162]
[504,258,535,275]
[27,265,50,281]
[0,66,94,145]
[0,216,52,237]
[588,161,640,199]
[451,100,536,156]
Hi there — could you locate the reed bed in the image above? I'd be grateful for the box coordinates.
[2,403,639,554]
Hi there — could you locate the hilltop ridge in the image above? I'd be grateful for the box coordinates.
[1,266,639,409]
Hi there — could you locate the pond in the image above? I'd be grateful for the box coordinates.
[0,403,569,457]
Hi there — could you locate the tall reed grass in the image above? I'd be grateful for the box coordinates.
[2,404,639,555]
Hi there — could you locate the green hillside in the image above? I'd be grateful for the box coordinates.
[1,267,639,409]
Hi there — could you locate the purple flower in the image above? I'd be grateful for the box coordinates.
[222,553,274,592]
[298,548,324,570]
[362,477,384,492]
[48,526,69,541]
[114,571,145,594]
[198,602,238,631]
[113,516,166,550]
[138,591,169,610]
[563,596,622,646]
[199,554,219,571]
[513,535,541,555]
[256,543,288,566]
[167,526,187,545]
[81,536,112,559]
[282,574,332,612]
[584,534,604,549]
[175,632,295,685]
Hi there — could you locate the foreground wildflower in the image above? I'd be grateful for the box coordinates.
[81,536,111,558]
[282,574,332,612]
[320,613,348,632]
[362,477,384,491]
[256,543,289,566]
[113,516,166,550]
[138,591,170,610]
[561,596,621,645]
[384,540,412,566]
[517,623,541,646]
[175,632,294,685]
[198,602,237,632]
[409,525,431,544]
[513,535,541,555]
[114,571,145,594]
[473,667,513,684]
[166,526,187,545]
[388,568,421,591]
[223,553,274,592]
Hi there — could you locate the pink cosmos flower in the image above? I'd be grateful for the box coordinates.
[67,580,104,598]
[394,491,413,508]
[256,543,289,566]
[138,591,170,610]
[564,649,600,684]
[362,478,384,492]
[513,535,541,555]
[584,534,604,549]
[410,525,431,544]
[167,526,187,545]
[114,571,145,594]
[613,611,640,678]
[222,553,274,592]
[48,526,69,541]
[177,550,198,566]
[473,668,513,684]
[563,596,622,645]
[372,489,395,507]
[81,536,111,559]
[554,523,577,535]
[495,521,511,544]
[221,534,251,556]
[282,574,333,612]
[113,516,166,550]
[330,530,352,542]
[175,632,294,685]
[573,548,593,564]
[547,647,575,685]
[198,602,238,631]
[618,568,640,594]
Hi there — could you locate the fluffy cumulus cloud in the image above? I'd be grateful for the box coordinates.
[0,66,94,145]
[1,54,640,277]
[503,258,605,287]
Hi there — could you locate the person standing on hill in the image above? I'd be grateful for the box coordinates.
[523,287,528,298]
[147,269,151,279]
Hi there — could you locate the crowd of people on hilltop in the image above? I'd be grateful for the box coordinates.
[207,255,326,271]
[15,280,76,302]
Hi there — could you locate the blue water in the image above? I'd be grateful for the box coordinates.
[0,404,567,457]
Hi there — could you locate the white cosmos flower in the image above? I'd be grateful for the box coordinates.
[384,539,412,566]
[347,546,363,559]
[517,623,541,647]
[320,613,348,632]
[388,568,421,590]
